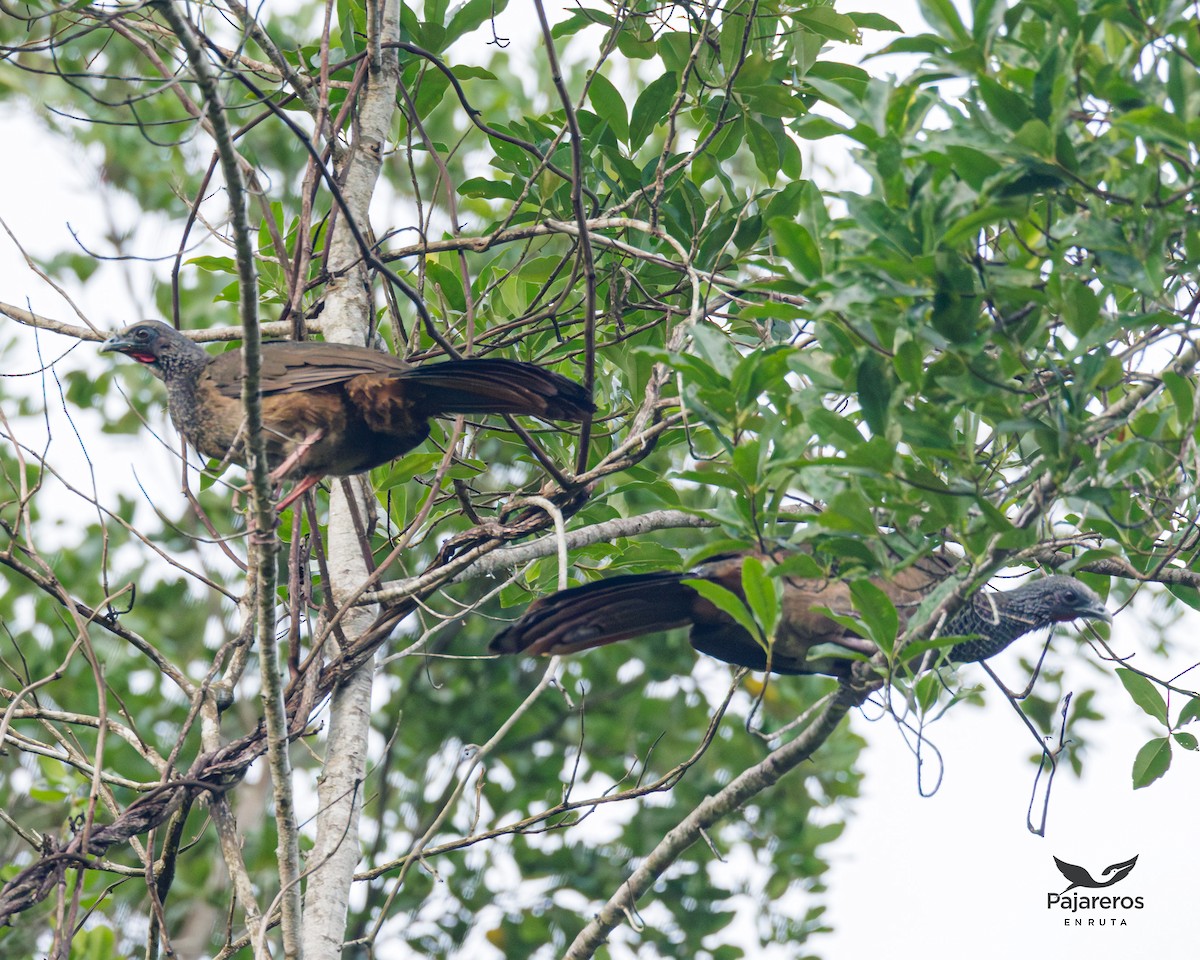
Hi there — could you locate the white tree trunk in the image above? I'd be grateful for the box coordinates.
[300,1,400,956]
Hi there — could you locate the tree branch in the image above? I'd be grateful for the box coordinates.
[561,683,866,960]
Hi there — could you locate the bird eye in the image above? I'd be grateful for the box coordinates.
[136,328,149,340]
[1062,588,1079,604]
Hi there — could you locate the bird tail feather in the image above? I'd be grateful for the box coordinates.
[401,358,594,422]
[490,572,697,656]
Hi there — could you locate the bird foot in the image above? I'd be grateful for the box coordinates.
[267,429,326,513]
[268,428,326,485]
[274,474,324,513]
[832,635,878,655]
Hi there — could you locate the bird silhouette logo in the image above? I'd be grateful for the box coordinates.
[1053,855,1138,893]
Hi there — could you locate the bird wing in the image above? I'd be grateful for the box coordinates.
[207,341,410,397]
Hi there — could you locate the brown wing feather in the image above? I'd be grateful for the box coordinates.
[208,341,410,397]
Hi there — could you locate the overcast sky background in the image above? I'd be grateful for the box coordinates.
[2,2,1198,958]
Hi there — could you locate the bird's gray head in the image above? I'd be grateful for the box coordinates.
[100,321,209,379]
[1012,575,1111,625]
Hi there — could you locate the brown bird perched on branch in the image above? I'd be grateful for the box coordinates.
[101,321,594,510]
[490,553,1111,677]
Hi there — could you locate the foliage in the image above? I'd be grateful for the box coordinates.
[1,0,1198,957]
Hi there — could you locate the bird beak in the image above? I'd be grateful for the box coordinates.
[1082,601,1112,624]
[99,333,134,354]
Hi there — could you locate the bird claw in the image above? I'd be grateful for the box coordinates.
[274,474,323,513]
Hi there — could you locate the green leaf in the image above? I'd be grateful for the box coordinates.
[874,34,949,57]
[747,119,780,185]
[720,9,751,78]
[1061,280,1099,337]
[977,77,1031,131]
[849,579,898,656]
[683,578,762,644]
[740,555,780,641]
[945,145,1002,190]
[74,926,117,960]
[336,0,365,55]
[675,469,746,493]
[848,12,902,32]
[588,71,629,143]
[1172,732,1198,751]
[1162,371,1195,431]
[424,260,466,312]
[1166,584,1200,612]
[1178,697,1200,726]
[445,0,509,44]
[1113,106,1192,149]
[821,490,879,537]
[457,177,520,200]
[450,65,497,83]
[939,205,1023,248]
[730,344,795,408]
[917,0,970,44]
[1132,737,1172,789]
[1032,44,1060,122]
[793,7,861,44]
[791,115,850,139]
[1012,119,1054,157]
[187,255,236,273]
[629,71,679,147]
[771,553,826,579]
[1116,668,1168,725]
[914,672,941,711]
[551,7,615,39]
[768,217,822,282]
[893,337,924,387]
[806,407,867,449]
[856,352,891,435]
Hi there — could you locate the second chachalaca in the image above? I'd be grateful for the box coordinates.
[101,321,594,509]
[490,553,1111,677]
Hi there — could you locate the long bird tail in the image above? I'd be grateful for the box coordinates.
[490,572,698,656]
[401,358,594,422]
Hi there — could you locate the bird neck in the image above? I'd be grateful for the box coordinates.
[945,590,1046,663]
[154,346,212,433]
[157,338,210,376]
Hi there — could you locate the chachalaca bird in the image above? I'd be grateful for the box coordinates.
[101,321,594,510]
[490,553,1111,677]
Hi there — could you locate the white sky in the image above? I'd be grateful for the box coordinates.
[2,2,1198,958]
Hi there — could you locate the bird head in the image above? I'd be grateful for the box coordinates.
[100,321,208,379]
[1024,575,1112,625]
